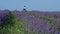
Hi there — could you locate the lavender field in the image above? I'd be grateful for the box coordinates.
[0,10,60,34]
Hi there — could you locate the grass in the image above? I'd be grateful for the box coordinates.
[0,18,25,34]
[0,11,26,34]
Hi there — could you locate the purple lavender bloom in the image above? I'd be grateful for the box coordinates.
[0,10,9,26]
[18,12,59,34]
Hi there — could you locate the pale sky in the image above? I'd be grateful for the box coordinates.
[0,0,60,11]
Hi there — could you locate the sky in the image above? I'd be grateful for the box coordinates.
[0,0,60,11]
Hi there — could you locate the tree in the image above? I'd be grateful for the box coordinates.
[4,11,15,27]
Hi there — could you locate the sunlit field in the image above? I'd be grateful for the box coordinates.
[0,10,60,34]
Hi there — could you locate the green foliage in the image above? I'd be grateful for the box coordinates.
[0,11,32,34]
[57,27,60,33]
[0,11,25,34]
[4,12,15,26]
[0,11,15,34]
[0,18,25,34]
[8,19,25,34]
